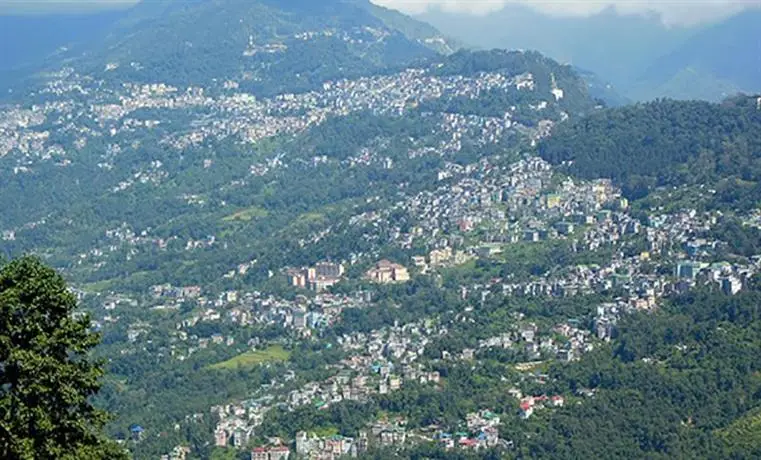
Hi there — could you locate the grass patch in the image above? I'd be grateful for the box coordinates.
[222,206,269,222]
[208,345,290,370]
[717,407,761,449]
[310,426,339,438]
[81,279,115,293]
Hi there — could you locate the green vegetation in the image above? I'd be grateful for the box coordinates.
[510,286,761,459]
[222,206,269,222]
[75,0,443,95]
[0,257,126,460]
[208,345,291,370]
[717,407,761,450]
[539,96,761,203]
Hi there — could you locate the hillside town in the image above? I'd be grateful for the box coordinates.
[76,150,760,458]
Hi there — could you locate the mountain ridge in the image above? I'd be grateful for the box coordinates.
[418,4,761,102]
[67,0,456,95]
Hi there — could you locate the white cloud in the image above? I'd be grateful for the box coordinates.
[371,0,761,25]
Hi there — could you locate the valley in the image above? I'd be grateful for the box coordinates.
[1,1,761,460]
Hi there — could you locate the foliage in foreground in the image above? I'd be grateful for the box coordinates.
[0,257,126,459]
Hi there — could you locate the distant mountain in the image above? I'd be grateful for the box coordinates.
[55,0,456,96]
[418,5,694,90]
[631,10,761,101]
[418,5,761,102]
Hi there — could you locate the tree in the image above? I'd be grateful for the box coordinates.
[0,257,127,459]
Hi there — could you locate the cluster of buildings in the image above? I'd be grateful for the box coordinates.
[293,417,411,459]
[295,432,363,459]
[208,321,440,452]
[0,55,557,177]
[430,410,503,451]
[250,446,290,460]
[168,291,372,359]
[364,260,410,284]
[287,261,345,292]
[517,393,565,419]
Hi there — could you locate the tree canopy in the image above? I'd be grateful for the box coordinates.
[538,96,761,202]
[0,257,126,460]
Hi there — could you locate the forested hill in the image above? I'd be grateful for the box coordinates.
[420,50,598,122]
[538,96,761,201]
[61,0,455,96]
[516,284,761,459]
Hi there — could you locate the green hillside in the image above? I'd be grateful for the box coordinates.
[69,0,454,96]
[538,96,761,202]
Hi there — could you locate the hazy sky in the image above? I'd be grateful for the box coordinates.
[0,0,137,14]
[372,0,761,25]
[1,0,759,25]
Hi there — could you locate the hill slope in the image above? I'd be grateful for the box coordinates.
[0,48,596,288]
[538,96,761,203]
[65,0,455,96]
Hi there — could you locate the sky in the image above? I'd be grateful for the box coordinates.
[0,0,137,14]
[372,0,761,25]
[1,0,759,25]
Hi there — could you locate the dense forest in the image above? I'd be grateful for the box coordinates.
[539,96,761,202]
[515,284,761,458]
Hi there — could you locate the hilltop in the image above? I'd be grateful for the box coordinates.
[50,0,456,96]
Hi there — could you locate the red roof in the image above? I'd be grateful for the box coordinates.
[520,401,532,411]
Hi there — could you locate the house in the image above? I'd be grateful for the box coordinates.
[519,401,533,419]
[555,221,574,236]
[251,447,290,460]
[365,260,410,284]
[675,261,706,280]
[429,247,453,266]
[721,276,742,295]
[130,424,145,442]
[459,438,479,449]
[411,256,427,269]
[268,447,291,460]
[523,230,540,242]
[287,261,345,292]
[286,269,307,288]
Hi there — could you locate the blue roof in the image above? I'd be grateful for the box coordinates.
[130,425,144,433]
